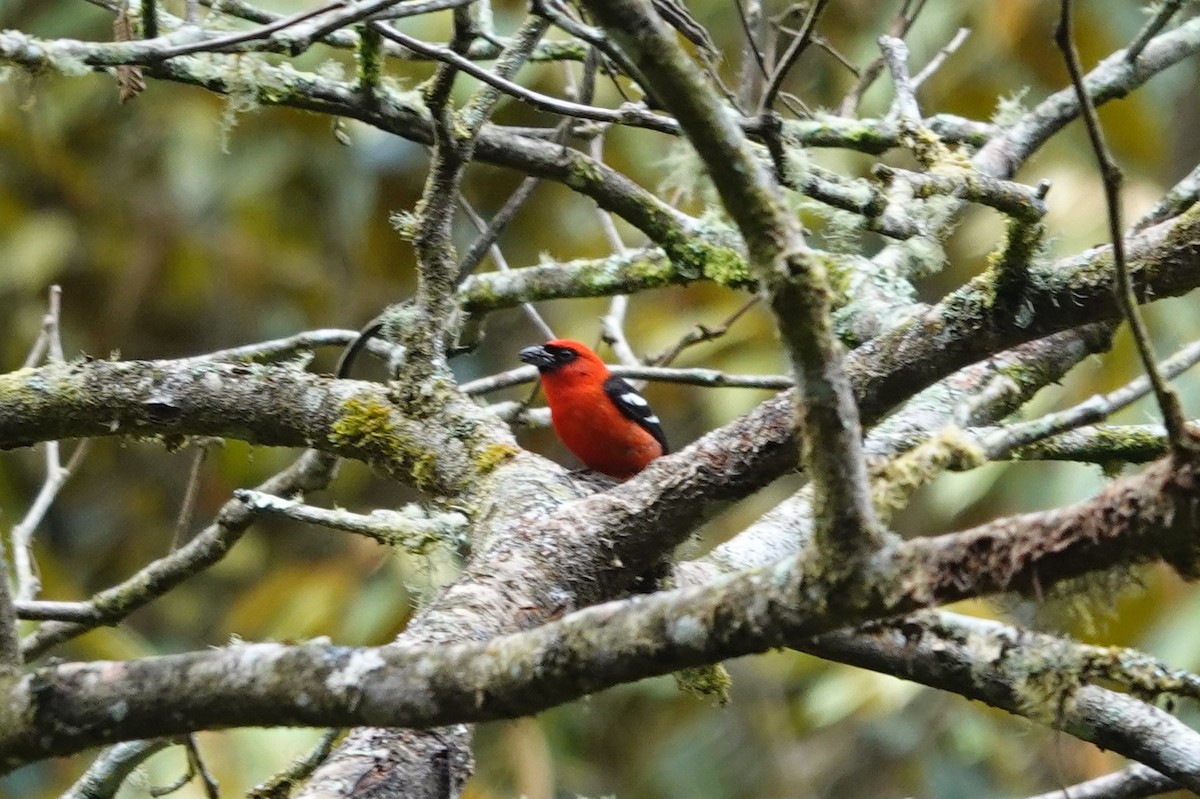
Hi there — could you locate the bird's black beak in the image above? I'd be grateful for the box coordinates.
[519,344,555,371]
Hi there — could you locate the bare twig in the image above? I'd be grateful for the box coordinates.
[10,440,92,603]
[62,739,174,799]
[21,450,339,660]
[234,490,468,550]
[837,0,929,116]
[170,440,217,552]
[910,27,969,90]
[147,737,218,798]
[758,0,830,114]
[982,339,1200,458]
[145,0,348,60]
[1132,161,1200,232]
[734,0,768,107]
[12,287,90,604]
[590,132,643,373]
[186,736,219,799]
[458,195,556,340]
[651,295,761,367]
[459,363,793,396]
[22,285,63,369]
[1054,0,1190,454]
[372,22,676,132]
[185,328,400,364]
[247,730,340,799]
[1022,764,1178,799]
[1126,0,1186,63]
[878,35,922,130]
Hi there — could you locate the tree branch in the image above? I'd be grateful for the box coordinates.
[5,437,1200,770]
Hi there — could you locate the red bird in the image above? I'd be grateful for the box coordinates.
[519,339,668,479]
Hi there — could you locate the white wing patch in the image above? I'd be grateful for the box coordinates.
[604,375,669,454]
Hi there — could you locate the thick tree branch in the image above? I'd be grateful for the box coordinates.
[803,613,1200,792]
[4,438,1200,770]
[580,0,884,564]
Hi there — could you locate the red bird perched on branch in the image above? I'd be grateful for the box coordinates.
[519,339,668,480]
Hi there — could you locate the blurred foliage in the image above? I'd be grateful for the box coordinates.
[1,0,1199,797]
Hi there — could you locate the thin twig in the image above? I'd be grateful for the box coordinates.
[1126,0,1186,63]
[10,440,92,602]
[1132,161,1200,232]
[1054,0,1190,454]
[22,285,63,369]
[146,738,220,798]
[247,729,340,799]
[878,35,921,127]
[235,490,468,550]
[837,0,928,116]
[460,362,792,396]
[373,22,677,133]
[759,0,830,114]
[458,195,556,339]
[170,441,217,552]
[652,295,761,367]
[1022,763,1177,799]
[734,0,769,107]
[910,26,969,89]
[186,736,220,799]
[12,287,89,603]
[184,328,400,365]
[982,339,1200,458]
[62,740,174,799]
[145,0,347,60]
[589,131,644,374]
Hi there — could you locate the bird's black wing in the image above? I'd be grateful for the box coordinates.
[603,375,669,455]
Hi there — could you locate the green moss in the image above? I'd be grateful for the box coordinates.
[674,663,732,706]
[474,442,521,474]
[871,430,985,523]
[0,367,37,396]
[355,23,382,92]
[987,217,1045,280]
[700,246,754,287]
[1163,201,1200,252]
[567,156,606,189]
[410,451,439,492]
[329,396,398,453]
[329,396,459,493]
[622,253,678,287]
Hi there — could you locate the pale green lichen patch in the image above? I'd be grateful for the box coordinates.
[871,428,986,523]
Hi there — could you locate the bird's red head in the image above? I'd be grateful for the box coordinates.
[518,339,609,386]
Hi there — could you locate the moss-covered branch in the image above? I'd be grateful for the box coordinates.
[4,437,1200,772]
[581,0,884,565]
[0,359,516,495]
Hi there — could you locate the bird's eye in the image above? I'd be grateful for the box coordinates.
[544,345,578,365]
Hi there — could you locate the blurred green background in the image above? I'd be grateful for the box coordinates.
[2,1,1199,796]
